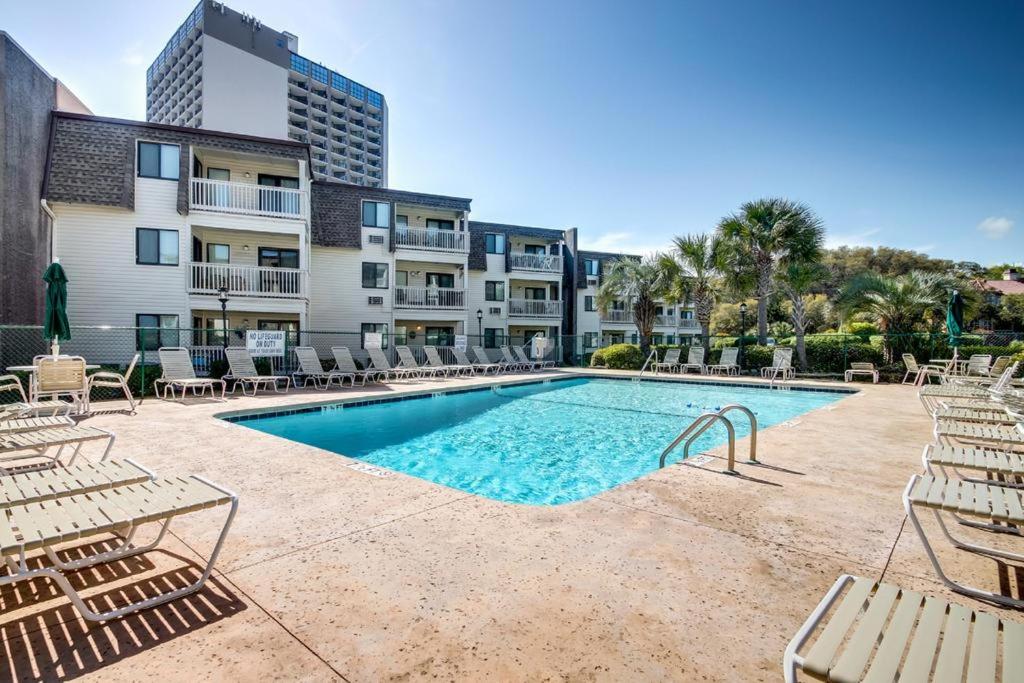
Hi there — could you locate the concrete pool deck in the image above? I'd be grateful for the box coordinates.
[2,369,1021,681]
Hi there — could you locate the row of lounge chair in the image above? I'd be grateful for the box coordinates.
[653,346,796,381]
[785,361,1024,680]
[0,405,237,622]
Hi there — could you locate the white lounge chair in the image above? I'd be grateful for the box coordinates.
[292,346,353,389]
[367,347,418,380]
[680,347,706,375]
[934,419,1024,450]
[454,348,499,375]
[500,346,531,372]
[901,353,947,385]
[0,423,115,474]
[784,574,1024,683]
[86,353,139,410]
[761,348,794,381]
[396,346,444,378]
[472,346,508,374]
[331,346,381,385]
[843,362,878,384]
[0,473,238,622]
[424,346,473,377]
[654,348,681,374]
[706,347,740,376]
[1,415,74,433]
[922,442,1024,487]
[155,348,226,401]
[904,474,1024,607]
[514,345,556,370]
[223,348,292,395]
[0,375,72,417]
[965,353,993,376]
[0,459,155,507]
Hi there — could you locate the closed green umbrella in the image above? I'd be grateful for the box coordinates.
[946,289,964,348]
[43,261,71,355]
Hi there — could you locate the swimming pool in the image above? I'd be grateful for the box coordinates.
[228,377,848,505]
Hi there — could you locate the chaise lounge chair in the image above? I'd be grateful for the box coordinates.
[223,348,292,395]
[1,415,74,433]
[331,346,382,385]
[514,345,556,370]
[784,573,1024,683]
[902,353,948,386]
[156,348,227,401]
[706,347,740,376]
[922,442,1024,487]
[680,347,707,375]
[844,362,878,384]
[292,346,354,389]
[0,459,155,507]
[0,473,238,622]
[499,346,531,372]
[471,346,506,374]
[761,348,795,381]
[454,348,499,375]
[933,419,1024,450]
[0,375,72,417]
[396,346,444,378]
[654,348,681,374]
[425,346,473,377]
[904,473,1024,607]
[0,423,115,474]
[366,347,418,380]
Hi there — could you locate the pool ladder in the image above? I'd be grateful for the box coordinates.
[634,349,658,382]
[658,404,759,475]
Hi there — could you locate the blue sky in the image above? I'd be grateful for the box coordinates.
[7,1,1022,263]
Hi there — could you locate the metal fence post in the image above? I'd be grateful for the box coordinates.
[139,335,146,398]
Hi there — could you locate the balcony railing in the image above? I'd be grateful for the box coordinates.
[509,252,562,273]
[189,263,307,299]
[394,227,469,253]
[393,286,467,310]
[677,319,701,331]
[600,310,632,323]
[654,315,677,327]
[190,178,306,219]
[508,299,562,317]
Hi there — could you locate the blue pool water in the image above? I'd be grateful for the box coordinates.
[230,378,846,505]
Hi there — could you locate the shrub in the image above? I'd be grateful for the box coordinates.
[846,321,880,340]
[590,343,645,370]
[712,335,757,349]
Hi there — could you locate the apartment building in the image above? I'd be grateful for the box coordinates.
[574,250,700,352]
[0,32,91,324]
[146,0,387,186]
[44,112,312,363]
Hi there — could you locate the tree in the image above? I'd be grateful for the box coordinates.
[1001,294,1024,330]
[834,270,962,360]
[777,262,828,369]
[717,198,825,344]
[710,299,757,336]
[660,233,725,348]
[819,246,953,297]
[595,256,673,359]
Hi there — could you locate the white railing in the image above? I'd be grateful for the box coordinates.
[393,286,467,310]
[677,319,701,330]
[508,299,562,317]
[601,309,632,323]
[394,227,468,253]
[189,263,307,299]
[189,345,287,376]
[190,178,307,219]
[654,315,677,327]
[509,252,562,273]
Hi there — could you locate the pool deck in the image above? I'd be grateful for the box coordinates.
[2,368,1022,681]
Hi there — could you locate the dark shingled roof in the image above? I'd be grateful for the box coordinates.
[467,221,566,271]
[575,250,640,288]
[312,181,471,249]
[44,112,309,214]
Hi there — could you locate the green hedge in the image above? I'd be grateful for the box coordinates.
[590,343,646,370]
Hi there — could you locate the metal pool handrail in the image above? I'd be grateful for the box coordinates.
[635,349,658,382]
[660,412,737,474]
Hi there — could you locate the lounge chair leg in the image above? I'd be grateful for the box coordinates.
[933,509,1024,560]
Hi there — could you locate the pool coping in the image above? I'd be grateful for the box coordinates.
[216,372,858,423]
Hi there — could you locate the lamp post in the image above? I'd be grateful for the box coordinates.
[217,286,229,351]
[738,302,748,371]
[476,309,483,343]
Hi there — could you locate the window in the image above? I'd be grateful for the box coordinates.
[395,270,408,287]
[362,201,390,228]
[206,243,229,264]
[524,287,546,300]
[367,90,383,108]
[258,320,299,332]
[426,219,454,231]
[361,262,388,288]
[485,281,505,301]
[524,244,546,255]
[350,82,366,101]
[426,326,454,347]
[311,63,328,84]
[259,248,299,269]
[484,328,504,349]
[360,322,388,348]
[584,259,599,276]
[396,215,409,229]
[331,72,348,92]
[136,314,179,351]
[136,228,179,265]
[137,142,179,180]
[584,332,598,349]
[681,310,694,320]
[426,272,455,288]
[290,52,310,75]
[666,335,675,345]
[485,233,505,254]
[584,296,595,312]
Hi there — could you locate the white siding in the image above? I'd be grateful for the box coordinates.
[309,242,391,331]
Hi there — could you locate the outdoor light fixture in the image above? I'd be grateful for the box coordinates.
[476,308,483,339]
[218,286,229,350]
[738,302,748,370]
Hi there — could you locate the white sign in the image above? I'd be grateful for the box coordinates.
[531,335,552,360]
[364,332,383,349]
[246,330,286,357]
[454,334,468,351]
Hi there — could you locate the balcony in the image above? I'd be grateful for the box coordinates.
[509,251,562,273]
[190,178,306,220]
[601,310,632,323]
[393,287,466,310]
[677,319,701,331]
[189,263,307,300]
[509,299,562,318]
[654,315,677,327]
[394,227,468,253]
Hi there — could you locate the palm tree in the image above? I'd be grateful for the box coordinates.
[834,270,962,360]
[595,255,673,359]
[777,261,827,370]
[717,198,825,344]
[660,233,725,349]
